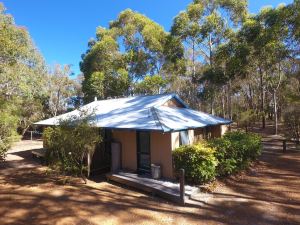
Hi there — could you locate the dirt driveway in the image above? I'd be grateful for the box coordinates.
[0,139,299,225]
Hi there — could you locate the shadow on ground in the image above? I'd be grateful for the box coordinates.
[0,137,299,225]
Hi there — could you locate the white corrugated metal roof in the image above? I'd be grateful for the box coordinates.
[35,93,231,132]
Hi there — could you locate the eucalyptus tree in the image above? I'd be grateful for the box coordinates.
[109,9,168,78]
[81,9,184,102]
[171,0,248,112]
[236,5,290,132]
[285,0,300,57]
[135,75,167,95]
[47,64,78,117]
[0,4,47,101]
[80,24,131,102]
[0,3,48,154]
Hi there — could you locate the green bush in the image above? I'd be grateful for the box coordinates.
[209,131,262,176]
[0,111,19,161]
[43,118,101,182]
[283,104,300,143]
[173,131,262,184]
[173,142,218,184]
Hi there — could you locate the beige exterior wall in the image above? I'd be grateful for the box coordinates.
[209,125,229,138]
[188,129,194,144]
[112,130,174,179]
[221,125,229,136]
[150,132,173,179]
[171,132,180,150]
[112,130,137,172]
[110,125,228,179]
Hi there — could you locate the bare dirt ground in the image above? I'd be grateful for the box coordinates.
[0,132,300,225]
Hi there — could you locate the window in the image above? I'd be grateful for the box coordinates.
[179,130,189,146]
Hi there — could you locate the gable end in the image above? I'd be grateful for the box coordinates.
[162,97,185,108]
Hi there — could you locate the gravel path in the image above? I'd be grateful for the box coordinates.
[0,138,299,225]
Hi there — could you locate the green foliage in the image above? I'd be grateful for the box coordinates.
[0,3,47,100]
[173,131,262,184]
[81,9,185,102]
[135,75,167,94]
[173,142,217,184]
[0,2,51,145]
[0,109,19,160]
[236,110,260,131]
[110,9,167,78]
[43,115,101,181]
[170,0,247,111]
[208,131,262,176]
[283,104,300,142]
[47,64,79,117]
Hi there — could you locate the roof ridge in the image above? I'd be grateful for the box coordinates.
[95,93,175,101]
[149,107,172,132]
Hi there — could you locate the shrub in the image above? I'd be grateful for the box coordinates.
[283,104,300,143]
[173,142,218,184]
[43,117,101,183]
[209,131,262,176]
[0,112,19,161]
[236,110,260,131]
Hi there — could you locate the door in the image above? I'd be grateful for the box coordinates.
[111,142,121,173]
[90,129,112,175]
[137,131,151,174]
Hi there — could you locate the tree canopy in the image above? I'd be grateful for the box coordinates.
[80,9,185,101]
[0,3,80,156]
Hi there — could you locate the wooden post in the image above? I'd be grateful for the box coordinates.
[30,131,33,141]
[179,168,185,206]
[283,140,287,153]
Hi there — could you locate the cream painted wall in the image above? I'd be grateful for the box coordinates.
[111,125,228,179]
[150,132,173,179]
[112,130,137,172]
[188,129,194,144]
[221,125,229,135]
[171,132,180,150]
[112,130,174,179]
[210,125,229,138]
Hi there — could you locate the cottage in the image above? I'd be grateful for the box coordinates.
[35,93,231,179]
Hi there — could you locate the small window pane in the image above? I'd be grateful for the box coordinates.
[179,131,189,145]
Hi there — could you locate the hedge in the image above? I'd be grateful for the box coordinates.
[173,131,262,184]
[43,120,101,182]
[173,142,217,184]
[208,131,262,176]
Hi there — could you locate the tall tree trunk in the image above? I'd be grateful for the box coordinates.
[192,39,196,78]
[248,83,253,110]
[227,79,232,120]
[191,39,198,109]
[208,34,213,66]
[222,88,226,118]
[273,90,278,135]
[259,67,266,129]
[210,95,215,115]
[54,89,61,117]
[21,124,31,136]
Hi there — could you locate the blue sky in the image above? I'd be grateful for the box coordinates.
[2,0,293,76]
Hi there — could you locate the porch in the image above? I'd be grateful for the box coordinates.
[106,171,199,204]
